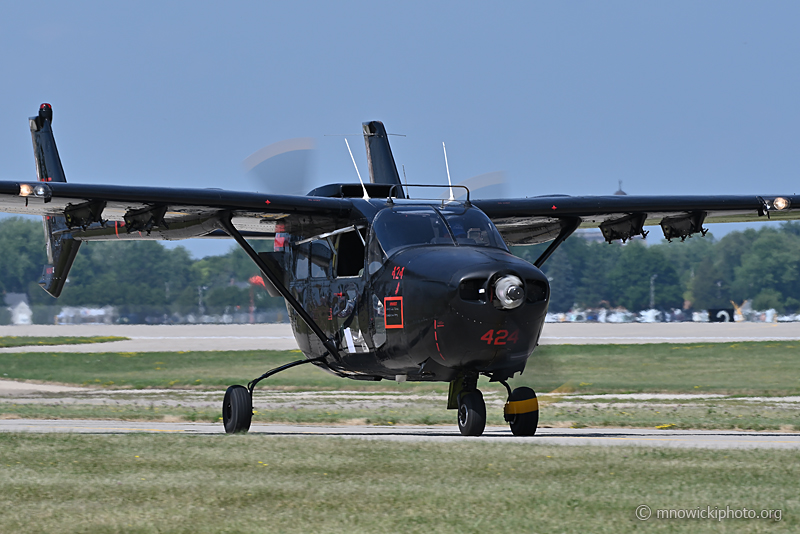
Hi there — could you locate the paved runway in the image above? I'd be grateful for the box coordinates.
[2,323,798,448]
[0,322,798,353]
[0,324,299,352]
[2,419,798,449]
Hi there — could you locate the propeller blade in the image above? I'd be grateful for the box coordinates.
[439,171,507,200]
[243,137,316,196]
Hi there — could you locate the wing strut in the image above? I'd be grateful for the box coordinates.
[218,214,341,360]
[533,218,581,268]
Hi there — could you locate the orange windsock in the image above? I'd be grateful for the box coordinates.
[249,275,267,288]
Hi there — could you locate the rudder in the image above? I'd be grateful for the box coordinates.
[29,103,81,298]
[362,121,405,198]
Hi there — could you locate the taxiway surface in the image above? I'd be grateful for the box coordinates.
[0,322,798,353]
[2,419,798,449]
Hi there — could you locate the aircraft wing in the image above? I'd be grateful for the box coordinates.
[0,179,356,297]
[0,180,355,242]
[474,194,800,245]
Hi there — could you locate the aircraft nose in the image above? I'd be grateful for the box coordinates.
[494,274,524,309]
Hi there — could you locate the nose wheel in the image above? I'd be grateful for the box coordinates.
[504,386,539,436]
[457,390,486,436]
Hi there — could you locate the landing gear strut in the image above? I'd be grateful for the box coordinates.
[222,356,329,434]
[451,373,486,436]
[218,213,339,435]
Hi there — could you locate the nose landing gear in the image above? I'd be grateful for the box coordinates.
[503,385,539,436]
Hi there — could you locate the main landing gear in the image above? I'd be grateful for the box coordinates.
[451,375,539,437]
[222,385,251,434]
[457,390,486,436]
[222,356,328,434]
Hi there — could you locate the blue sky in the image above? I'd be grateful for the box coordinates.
[1,1,798,256]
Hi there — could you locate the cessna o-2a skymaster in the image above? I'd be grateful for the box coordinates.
[2,104,798,436]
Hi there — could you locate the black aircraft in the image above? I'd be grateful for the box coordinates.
[2,104,798,436]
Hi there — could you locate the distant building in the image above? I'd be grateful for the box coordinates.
[4,293,32,325]
[56,306,117,325]
[574,228,606,243]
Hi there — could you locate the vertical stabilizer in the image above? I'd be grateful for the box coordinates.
[362,121,405,198]
[29,104,81,298]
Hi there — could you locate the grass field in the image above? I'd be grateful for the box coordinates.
[0,433,793,533]
[1,341,799,394]
[0,336,127,348]
[2,341,800,430]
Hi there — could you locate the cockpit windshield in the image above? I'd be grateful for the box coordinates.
[371,207,453,258]
[370,205,507,260]
[439,206,506,249]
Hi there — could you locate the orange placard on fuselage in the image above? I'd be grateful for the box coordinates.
[384,297,403,329]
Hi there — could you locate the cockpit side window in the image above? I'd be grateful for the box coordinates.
[309,240,332,278]
[294,242,310,280]
[366,226,386,275]
[334,229,365,277]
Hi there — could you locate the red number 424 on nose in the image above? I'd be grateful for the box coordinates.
[480,329,519,345]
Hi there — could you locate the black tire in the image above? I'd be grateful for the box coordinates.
[457,390,486,436]
[223,385,252,434]
[506,386,538,436]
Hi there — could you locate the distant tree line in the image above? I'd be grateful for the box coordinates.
[1,217,799,315]
[516,222,800,313]
[0,217,284,315]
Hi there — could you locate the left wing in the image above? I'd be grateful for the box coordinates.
[475,194,798,245]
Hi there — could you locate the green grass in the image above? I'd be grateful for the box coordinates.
[1,341,799,395]
[539,398,800,432]
[0,336,128,348]
[0,349,334,389]
[524,341,800,395]
[3,341,800,430]
[0,402,222,423]
[0,434,794,533]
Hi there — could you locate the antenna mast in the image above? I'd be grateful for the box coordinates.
[345,138,370,200]
[442,142,454,201]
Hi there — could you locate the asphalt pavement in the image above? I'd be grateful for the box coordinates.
[1,321,799,353]
[2,419,798,449]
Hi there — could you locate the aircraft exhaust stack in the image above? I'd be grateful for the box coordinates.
[29,103,81,298]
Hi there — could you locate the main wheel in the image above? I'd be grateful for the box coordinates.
[457,390,486,436]
[505,386,538,436]
[222,385,252,434]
